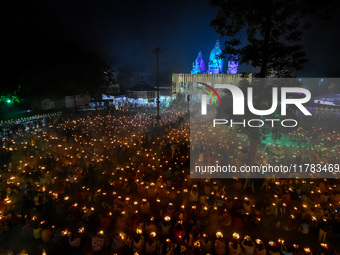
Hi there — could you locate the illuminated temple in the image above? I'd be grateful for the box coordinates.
[173,40,247,95]
[190,40,238,75]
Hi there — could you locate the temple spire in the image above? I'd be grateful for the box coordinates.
[208,40,223,74]
[191,50,205,74]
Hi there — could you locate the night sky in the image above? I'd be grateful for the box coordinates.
[2,0,340,86]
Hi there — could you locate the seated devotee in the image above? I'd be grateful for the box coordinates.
[145,217,159,235]
[69,233,81,248]
[160,216,172,236]
[111,233,126,253]
[228,238,242,255]
[254,239,267,255]
[145,235,157,254]
[188,227,200,248]
[299,220,309,234]
[4,210,18,226]
[214,232,227,255]
[91,232,105,252]
[268,242,281,255]
[132,232,145,253]
[241,235,255,255]
[33,223,42,240]
[160,239,174,255]
[41,225,53,242]
[172,221,185,243]
[200,234,212,253]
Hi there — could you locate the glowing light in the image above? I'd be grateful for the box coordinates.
[244,235,251,241]
[232,232,239,239]
[320,243,328,249]
[61,230,69,236]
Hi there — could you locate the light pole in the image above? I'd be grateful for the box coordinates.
[153,47,163,123]
[186,94,190,112]
[319,78,324,96]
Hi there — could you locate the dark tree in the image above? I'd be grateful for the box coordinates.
[210,0,338,163]
[218,77,302,164]
[210,0,337,77]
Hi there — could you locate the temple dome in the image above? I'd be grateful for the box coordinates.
[208,40,223,74]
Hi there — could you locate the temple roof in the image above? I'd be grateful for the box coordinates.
[214,39,221,49]
[210,40,222,59]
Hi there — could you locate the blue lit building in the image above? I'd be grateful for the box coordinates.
[191,51,205,74]
[191,40,238,75]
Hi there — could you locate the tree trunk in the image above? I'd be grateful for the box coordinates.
[248,137,258,164]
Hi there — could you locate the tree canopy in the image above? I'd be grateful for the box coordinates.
[210,0,338,77]
[210,0,338,163]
